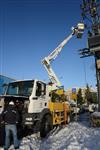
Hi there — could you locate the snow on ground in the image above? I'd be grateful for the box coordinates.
[18,122,100,150]
[1,113,100,150]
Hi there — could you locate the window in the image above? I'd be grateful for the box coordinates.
[36,82,46,97]
[36,82,42,96]
[6,81,34,96]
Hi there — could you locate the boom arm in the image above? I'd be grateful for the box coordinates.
[42,57,62,87]
[42,23,84,88]
[46,33,73,62]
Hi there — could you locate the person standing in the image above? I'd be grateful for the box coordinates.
[0,105,5,147]
[2,101,19,150]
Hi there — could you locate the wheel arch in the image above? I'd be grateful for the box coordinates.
[40,108,52,122]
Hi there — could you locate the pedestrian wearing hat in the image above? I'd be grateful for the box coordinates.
[2,101,19,150]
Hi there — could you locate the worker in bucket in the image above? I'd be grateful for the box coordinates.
[2,101,19,150]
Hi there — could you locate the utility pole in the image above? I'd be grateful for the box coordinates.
[79,0,100,111]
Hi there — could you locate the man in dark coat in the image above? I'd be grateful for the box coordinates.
[2,101,19,150]
[0,105,5,147]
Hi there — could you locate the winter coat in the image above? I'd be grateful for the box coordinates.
[0,113,5,146]
[2,105,19,124]
[0,113,3,127]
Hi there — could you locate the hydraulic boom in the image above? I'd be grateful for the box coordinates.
[42,23,84,88]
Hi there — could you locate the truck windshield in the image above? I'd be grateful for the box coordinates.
[6,80,34,96]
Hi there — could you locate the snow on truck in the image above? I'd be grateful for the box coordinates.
[0,23,84,137]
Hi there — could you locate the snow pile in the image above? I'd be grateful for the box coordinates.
[39,123,100,150]
[1,113,100,150]
[91,111,100,118]
[16,122,100,150]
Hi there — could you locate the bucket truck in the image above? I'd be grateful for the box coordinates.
[0,23,84,137]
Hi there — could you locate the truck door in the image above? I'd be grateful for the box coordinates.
[35,82,48,111]
[28,81,48,113]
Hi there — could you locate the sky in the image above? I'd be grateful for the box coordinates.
[0,0,96,90]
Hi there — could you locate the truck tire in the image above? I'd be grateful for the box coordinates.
[40,114,53,138]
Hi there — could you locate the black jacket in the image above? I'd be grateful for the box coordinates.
[0,113,3,127]
[2,105,19,124]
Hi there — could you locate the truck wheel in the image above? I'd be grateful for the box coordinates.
[40,114,53,138]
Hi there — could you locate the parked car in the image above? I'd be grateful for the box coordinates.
[67,99,80,114]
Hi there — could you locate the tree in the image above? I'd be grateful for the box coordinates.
[91,92,98,104]
[85,84,97,104]
[77,88,84,106]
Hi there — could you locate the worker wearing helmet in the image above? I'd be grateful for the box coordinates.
[2,101,19,150]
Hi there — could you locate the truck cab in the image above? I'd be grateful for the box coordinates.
[1,79,71,137]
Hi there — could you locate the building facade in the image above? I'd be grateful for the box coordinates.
[66,87,97,101]
[0,75,15,95]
